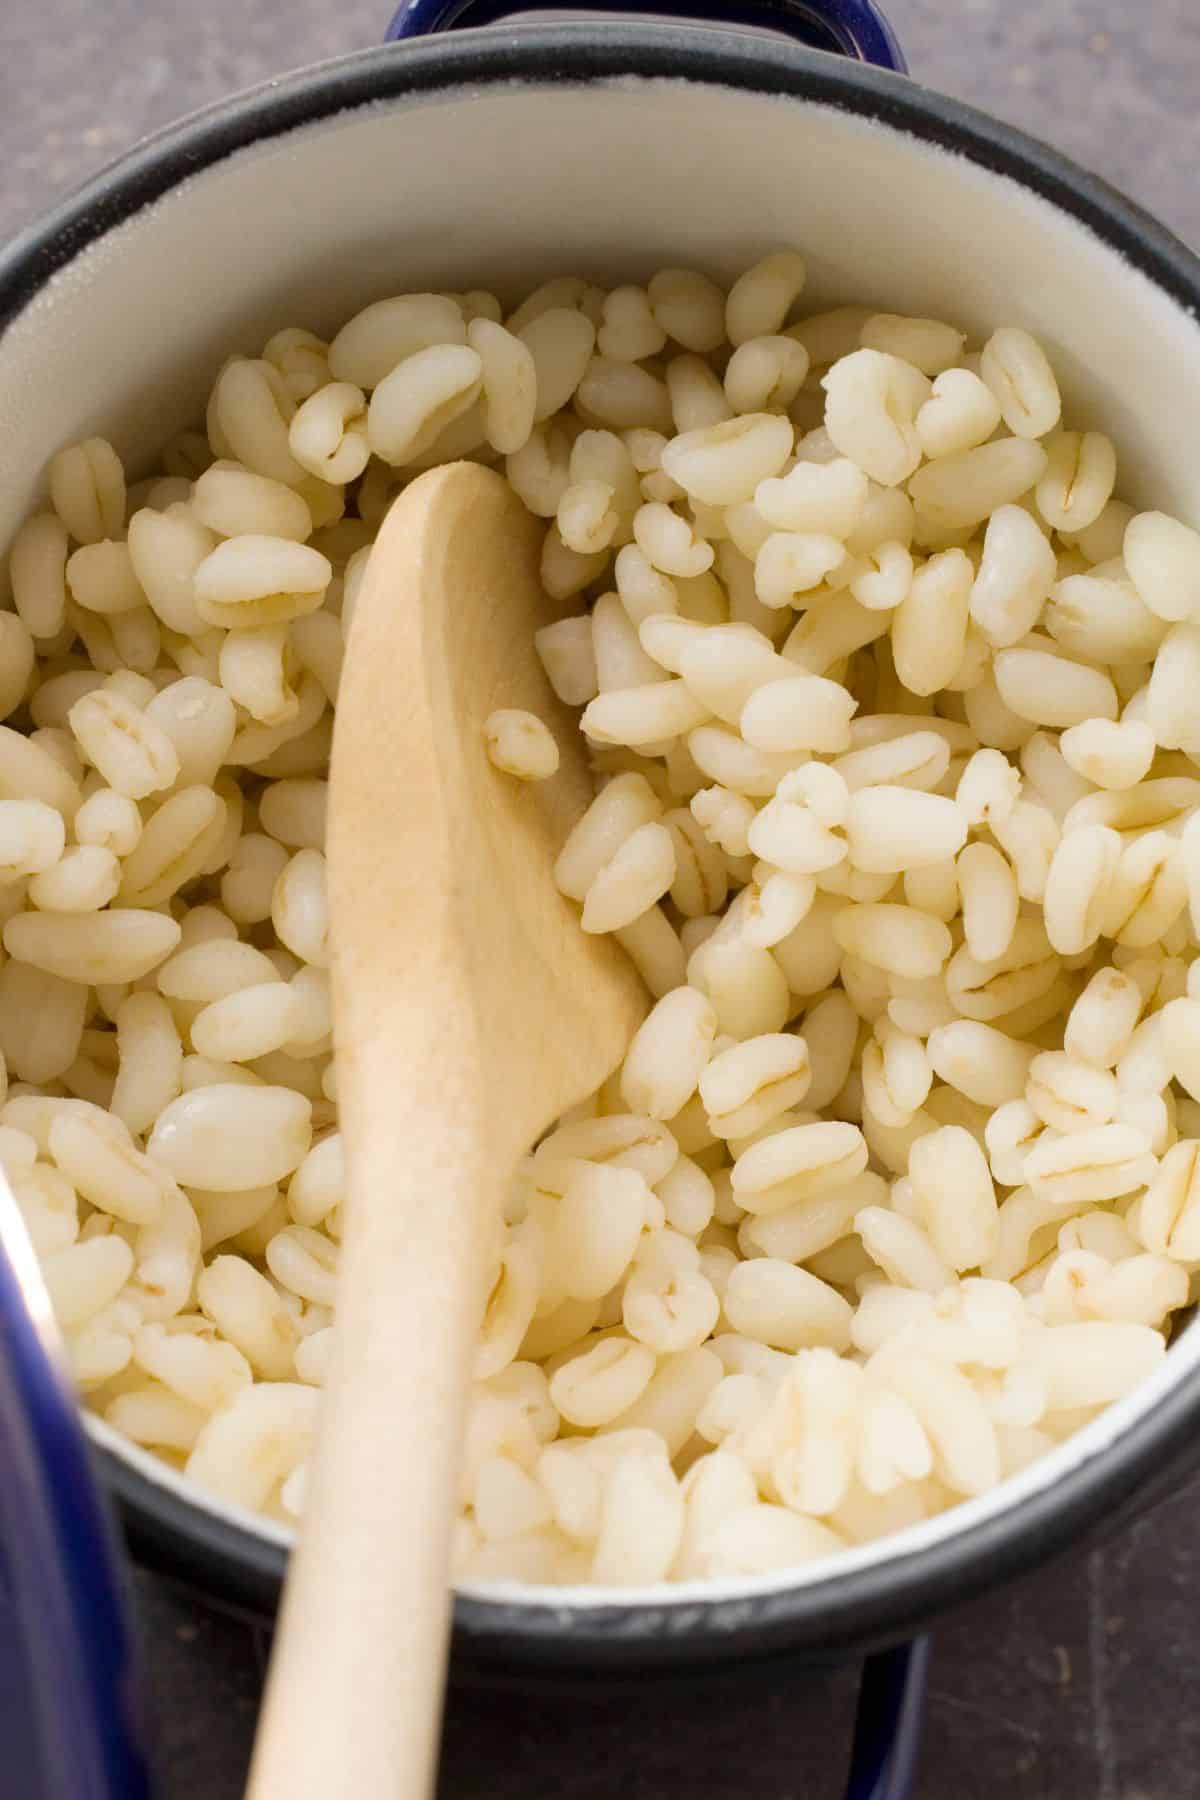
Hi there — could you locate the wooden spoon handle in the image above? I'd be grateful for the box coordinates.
[247,1047,498,1800]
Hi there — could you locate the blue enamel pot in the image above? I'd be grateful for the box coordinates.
[4,3,1200,1795]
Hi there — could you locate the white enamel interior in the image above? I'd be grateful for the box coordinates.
[6,58,1200,1610]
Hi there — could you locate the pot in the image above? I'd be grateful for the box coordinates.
[3,3,1200,1795]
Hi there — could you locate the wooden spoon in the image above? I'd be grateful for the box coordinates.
[247,462,647,1800]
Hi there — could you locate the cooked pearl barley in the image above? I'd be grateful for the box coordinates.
[1045,573,1162,667]
[147,676,238,780]
[850,541,913,612]
[272,849,329,967]
[49,1108,173,1226]
[66,541,145,616]
[700,1034,811,1137]
[366,343,482,465]
[288,383,369,484]
[507,422,572,518]
[7,266,1197,1589]
[5,909,180,984]
[786,306,871,370]
[210,359,304,486]
[644,268,725,353]
[690,785,755,857]
[861,1024,931,1128]
[1024,1124,1156,1209]
[844,788,966,874]
[534,617,598,707]
[192,466,312,542]
[724,336,809,414]
[549,1338,656,1428]
[620,987,718,1121]
[117,785,226,906]
[190,984,302,1063]
[739,675,854,758]
[664,809,728,918]
[833,905,952,981]
[554,774,661,902]
[28,844,119,912]
[979,328,1061,439]
[640,602,703,677]
[1146,623,1200,751]
[993,647,1117,731]
[915,369,1002,460]
[147,1084,311,1190]
[265,1224,338,1306]
[910,438,1048,534]
[632,503,714,579]
[660,415,792,508]
[126,507,213,637]
[725,252,806,346]
[264,329,328,401]
[1138,1140,1200,1260]
[515,308,595,422]
[11,514,70,640]
[755,457,867,540]
[557,481,617,555]
[0,614,34,723]
[157,939,282,1004]
[0,799,65,879]
[856,1206,951,1293]
[928,1029,1036,1108]
[858,314,963,377]
[483,710,559,782]
[196,1255,298,1380]
[908,1126,998,1271]
[956,841,1018,963]
[0,963,86,1083]
[822,350,926,487]
[49,438,125,544]
[724,1258,852,1351]
[185,1381,316,1510]
[1059,717,1153,791]
[328,293,465,386]
[595,286,664,364]
[582,681,709,746]
[43,1236,134,1330]
[193,536,330,629]
[754,532,846,608]
[579,357,673,434]
[1124,512,1200,623]
[732,1120,868,1213]
[580,821,675,933]
[68,688,179,799]
[891,549,973,696]
[970,504,1057,648]
[110,992,183,1137]
[1036,430,1116,532]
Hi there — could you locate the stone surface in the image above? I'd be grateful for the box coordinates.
[3,3,1199,1796]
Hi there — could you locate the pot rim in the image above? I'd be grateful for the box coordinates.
[8,22,1200,1665]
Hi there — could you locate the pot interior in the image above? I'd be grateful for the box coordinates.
[5,35,1200,1619]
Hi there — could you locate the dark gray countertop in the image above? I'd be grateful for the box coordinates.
[3,3,1199,1795]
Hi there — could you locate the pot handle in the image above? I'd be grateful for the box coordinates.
[846,1639,931,1800]
[0,1181,154,1800]
[385,0,907,72]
